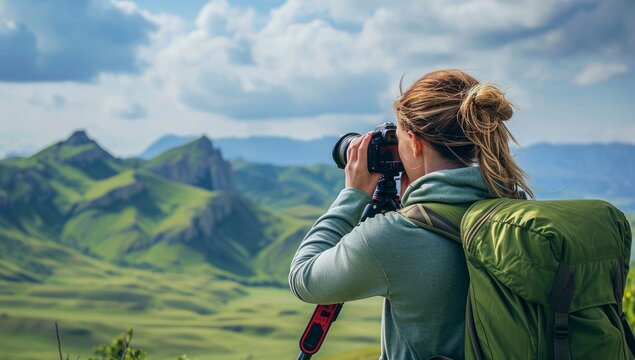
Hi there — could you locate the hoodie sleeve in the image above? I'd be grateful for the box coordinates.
[288,187,390,304]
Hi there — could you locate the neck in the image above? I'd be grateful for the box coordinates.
[407,153,464,181]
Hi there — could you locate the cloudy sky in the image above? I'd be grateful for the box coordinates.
[0,0,633,158]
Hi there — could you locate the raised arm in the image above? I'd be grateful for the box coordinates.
[288,187,389,304]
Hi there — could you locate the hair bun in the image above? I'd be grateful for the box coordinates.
[468,84,513,121]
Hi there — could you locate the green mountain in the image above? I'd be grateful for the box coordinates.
[0,131,312,283]
[31,129,121,180]
[139,134,197,160]
[230,160,343,214]
[142,136,236,192]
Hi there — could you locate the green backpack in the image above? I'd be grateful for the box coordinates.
[399,198,635,360]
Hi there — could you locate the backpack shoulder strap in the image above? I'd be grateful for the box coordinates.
[398,202,472,244]
[399,201,484,360]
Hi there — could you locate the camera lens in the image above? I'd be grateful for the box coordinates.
[332,132,361,169]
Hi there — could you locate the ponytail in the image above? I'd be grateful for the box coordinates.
[458,84,534,199]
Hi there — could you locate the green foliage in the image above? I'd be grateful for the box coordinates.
[65,328,194,360]
[89,329,146,360]
[622,272,635,333]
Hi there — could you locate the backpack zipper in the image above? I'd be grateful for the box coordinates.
[464,200,507,253]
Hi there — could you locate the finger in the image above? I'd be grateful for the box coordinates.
[348,136,363,164]
[350,136,364,153]
[348,143,358,164]
[357,132,372,164]
[347,138,359,163]
[346,142,355,164]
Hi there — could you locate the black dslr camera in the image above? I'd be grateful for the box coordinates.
[332,122,404,174]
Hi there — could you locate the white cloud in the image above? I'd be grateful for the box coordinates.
[27,93,66,109]
[153,0,389,119]
[0,0,157,81]
[103,97,148,120]
[439,0,589,33]
[149,0,634,121]
[245,113,384,140]
[573,63,629,86]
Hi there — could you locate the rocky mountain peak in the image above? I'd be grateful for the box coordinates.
[61,130,114,160]
[144,137,237,193]
[55,130,117,179]
[194,135,214,154]
[65,130,93,146]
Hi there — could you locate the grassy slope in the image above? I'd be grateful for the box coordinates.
[141,139,194,168]
[0,230,381,360]
[82,169,137,201]
[252,208,312,281]
[60,169,220,264]
[231,161,343,210]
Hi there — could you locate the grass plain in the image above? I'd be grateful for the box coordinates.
[0,270,382,360]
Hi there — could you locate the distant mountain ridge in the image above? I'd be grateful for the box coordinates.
[140,134,340,165]
[141,134,635,211]
[515,143,635,210]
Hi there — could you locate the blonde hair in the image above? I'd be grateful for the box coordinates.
[394,69,534,199]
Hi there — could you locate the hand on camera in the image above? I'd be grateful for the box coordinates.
[345,132,382,197]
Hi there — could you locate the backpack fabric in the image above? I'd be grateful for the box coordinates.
[399,198,635,360]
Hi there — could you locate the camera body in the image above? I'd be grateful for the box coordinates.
[367,123,403,173]
[332,122,404,174]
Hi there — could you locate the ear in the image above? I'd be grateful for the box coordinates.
[407,131,425,157]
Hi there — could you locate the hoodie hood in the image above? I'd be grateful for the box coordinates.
[401,166,496,206]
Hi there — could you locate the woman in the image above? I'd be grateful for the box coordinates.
[289,69,534,359]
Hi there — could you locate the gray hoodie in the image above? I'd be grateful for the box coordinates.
[289,166,495,360]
